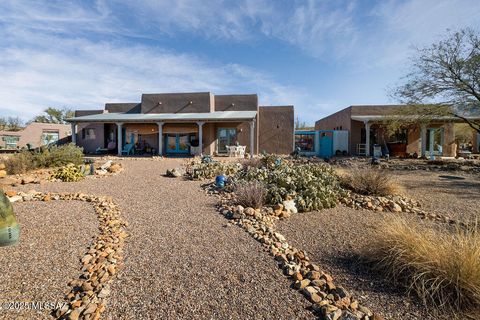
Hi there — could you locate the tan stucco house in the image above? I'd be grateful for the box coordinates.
[315,105,480,157]
[68,92,294,156]
[0,122,71,150]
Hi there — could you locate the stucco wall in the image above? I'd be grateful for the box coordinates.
[315,107,352,131]
[74,110,105,153]
[214,94,258,111]
[141,92,213,113]
[14,122,70,149]
[258,106,294,154]
[105,103,141,114]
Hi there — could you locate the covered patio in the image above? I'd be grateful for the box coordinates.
[352,115,480,158]
[68,111,257,157]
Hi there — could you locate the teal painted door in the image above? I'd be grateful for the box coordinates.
[319,134,333,158]
[165,134,190,154]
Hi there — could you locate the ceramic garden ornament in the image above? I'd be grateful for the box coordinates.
[0,191,20,247]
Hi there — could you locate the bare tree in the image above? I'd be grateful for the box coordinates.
[6,117,23,131]
[392,28,480,133]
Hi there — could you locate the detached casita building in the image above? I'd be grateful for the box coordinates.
[68,92,294,156]
[315,105,480,157]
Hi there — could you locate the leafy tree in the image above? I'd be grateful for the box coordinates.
[33,107,74,124]
[392,28,480,133]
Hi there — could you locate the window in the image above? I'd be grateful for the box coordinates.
[82,128,96,140]
[295,133,315,152]
[41,130,59,146]
[2,136,20,149]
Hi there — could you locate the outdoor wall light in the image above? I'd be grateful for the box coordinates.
[158,102,162,105]
[231,103,235,107]
[189,101,193,105]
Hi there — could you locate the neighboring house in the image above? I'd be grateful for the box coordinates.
[315,105,480,157]
[68,92,294,156]
[294,129,349,158]
[0,122,71,150]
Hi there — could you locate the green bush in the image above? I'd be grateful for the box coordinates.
[239,160,345,212]
[52,163,85,182]
[188,161,242,180]
[35,144,84,168]
[188,153,345,212]
[4,152,35,174]
[4,144,84,175]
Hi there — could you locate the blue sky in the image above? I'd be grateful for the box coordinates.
[0,0,479,125]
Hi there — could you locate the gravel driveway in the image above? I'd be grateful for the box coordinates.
[11,159,312,319]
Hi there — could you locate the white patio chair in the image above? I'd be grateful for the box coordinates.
[226,146,235,157]
[237,146,246,158]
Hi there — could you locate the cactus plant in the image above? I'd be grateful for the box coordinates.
[51,163,85,182]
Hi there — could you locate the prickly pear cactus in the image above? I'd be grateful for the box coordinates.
[0,191,20,246]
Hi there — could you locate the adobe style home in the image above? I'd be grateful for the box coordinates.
[0,122,70,150]
[315,105,480,157]
[68,92,294,156]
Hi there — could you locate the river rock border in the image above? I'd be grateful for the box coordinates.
[339,191,466,227]
[203,183,382,320]
[7,191,128,320]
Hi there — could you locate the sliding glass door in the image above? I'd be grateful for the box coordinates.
[217,128,237,153]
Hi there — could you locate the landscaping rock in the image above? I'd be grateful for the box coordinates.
[166,168,183,178]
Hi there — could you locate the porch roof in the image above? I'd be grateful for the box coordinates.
[351,115,480,122]
[67,111,257,123]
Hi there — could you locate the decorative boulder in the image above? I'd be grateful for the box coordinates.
[283,199,298,214]
[166,168,183,178]
[0,191,20,246]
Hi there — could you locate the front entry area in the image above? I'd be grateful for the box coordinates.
[165,133,192,154]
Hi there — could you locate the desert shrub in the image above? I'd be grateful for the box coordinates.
[52,163,85,182]
[35,144,84,168]
[340,167,402,196]
[188,160,242,180]
[235,180,266,209]
[364,216,480,314]
[4,144,84,175]
[4,151,35,174]
[241,157,262,170]
[239,161,345,212]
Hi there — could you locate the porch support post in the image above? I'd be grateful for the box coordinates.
[364,120,370,157]
[116,122,123,156]
[473,130,479,153]
[420,124,427,157]
[70,122,77,145]
[197,121,204,156]
[249,120,255,158]
[157,122,164,156]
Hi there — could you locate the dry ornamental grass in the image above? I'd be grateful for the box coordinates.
[363,216,480,317]
[340,167,403,196]
[235,180,266,209]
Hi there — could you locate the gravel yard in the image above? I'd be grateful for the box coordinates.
[277,168,480,320]
[0,201,98,320]
[395,170,480,221]
[4,158,477,319]
[9,159,312,319]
